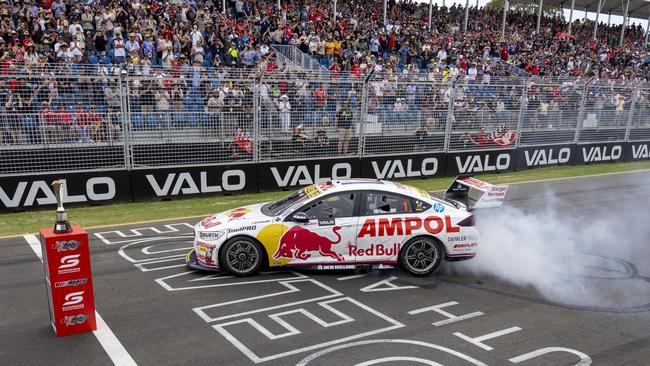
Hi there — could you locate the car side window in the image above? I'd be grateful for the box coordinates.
[365,192,414,215]
[300,192,357,219]
[413,199,432,213]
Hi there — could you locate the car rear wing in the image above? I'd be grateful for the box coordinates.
[443,175,508,210]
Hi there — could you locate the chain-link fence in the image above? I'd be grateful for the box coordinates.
[2,69,650,176]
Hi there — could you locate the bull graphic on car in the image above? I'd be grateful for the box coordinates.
[188,177,508,276]
[273,226,344,262]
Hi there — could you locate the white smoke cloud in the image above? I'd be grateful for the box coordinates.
[447,181,650,309]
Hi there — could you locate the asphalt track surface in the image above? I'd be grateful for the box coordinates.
[2,171,650,366]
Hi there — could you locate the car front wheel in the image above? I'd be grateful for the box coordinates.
[220,237,263,277]
[399,237,444,276]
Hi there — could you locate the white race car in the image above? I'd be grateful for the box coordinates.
[187,176,507,276]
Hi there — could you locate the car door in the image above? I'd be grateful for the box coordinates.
[355,190,430,264]
[277,191,360,265]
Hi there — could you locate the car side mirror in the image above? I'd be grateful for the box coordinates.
[292,212,310,223]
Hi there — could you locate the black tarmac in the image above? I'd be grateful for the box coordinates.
[1,171,649,365]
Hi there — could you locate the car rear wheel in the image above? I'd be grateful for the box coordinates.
[399,237,444,276]
[220,237,263,277]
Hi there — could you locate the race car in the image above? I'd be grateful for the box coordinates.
[186,176,507,276]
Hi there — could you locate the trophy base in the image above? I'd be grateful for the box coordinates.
[54,221,73,234]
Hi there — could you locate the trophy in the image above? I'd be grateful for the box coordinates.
[52,180,72,233]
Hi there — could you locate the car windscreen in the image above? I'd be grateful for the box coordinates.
[262,188,311,216]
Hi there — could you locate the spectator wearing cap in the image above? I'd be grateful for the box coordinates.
[125,33,141,58]
[275,94,292,134]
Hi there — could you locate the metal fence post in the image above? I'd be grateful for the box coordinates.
[120,77,132,170]
[358,70,375,158]
[252,71,261,163]
[624,83,640,142]
[573,77,594,143]
[514,78,528,148]
[443,78,457,152]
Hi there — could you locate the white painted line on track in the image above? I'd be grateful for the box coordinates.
[23,235,137,366]
[92,312,137,366]
[337,274,368,281]
[24,234,43,261]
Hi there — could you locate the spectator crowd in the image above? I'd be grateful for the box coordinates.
[1,0,649,149]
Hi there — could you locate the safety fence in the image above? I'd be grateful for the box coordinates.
[1,71,649,211]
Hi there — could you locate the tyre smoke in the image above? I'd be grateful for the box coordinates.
[448,181,650,308]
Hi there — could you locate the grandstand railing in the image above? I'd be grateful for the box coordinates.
[1,72,649,175]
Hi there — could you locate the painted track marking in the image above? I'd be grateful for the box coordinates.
[23,235,137,366]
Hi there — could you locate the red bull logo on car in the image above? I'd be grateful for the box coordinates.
[357,215,460,238]
[273,226,345,262]
[348,243,400,257]
[225,207,252,221]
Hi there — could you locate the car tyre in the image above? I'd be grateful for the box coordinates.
[399,236,444,276]
[220,237,264,277]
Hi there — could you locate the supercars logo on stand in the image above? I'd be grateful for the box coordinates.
[58,254,81,275]
[53,240,80,252]
[62,314,88,326]
[62,291,85,312]
[272,226,345,262]
[54,278,88,288]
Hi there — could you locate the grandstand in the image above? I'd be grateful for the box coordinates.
[0,0,649,178]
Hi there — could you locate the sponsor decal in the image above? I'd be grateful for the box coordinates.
[270,163,352,187]
[456,153,511,173]
[371,158,439,179]
[145,170,245,196]
[54,278,88,288]
[62,314,88,326]
[58,254,81,275]
[631,143,649,159]
[304,184,321,198]
[487,187,507,197]
[348,243,400,257]
[447,235,478,242]
[225,207,252,221]
[0,177,116,209]
[582,145,622,162]
[197,241,217,249]
[357,216,460,238]
[453,243,477,249]
[198,231,224,241]
[273,226,344,261]
[316,264,357,270]
[228,225,257,234]
[200,217,222,229]
[62,291,85,312]
[252,219,272,224]
[433,203,444,213]
[461,176,491,189]
[53,240,80,252]
[318,218,335,226]
[524,148,571,167]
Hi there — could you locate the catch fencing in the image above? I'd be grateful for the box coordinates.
[1,66,649,182]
